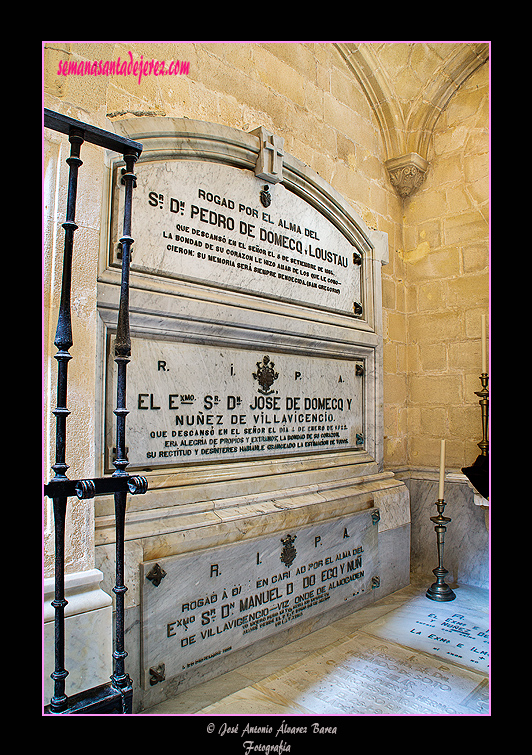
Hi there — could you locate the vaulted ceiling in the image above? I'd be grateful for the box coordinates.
[335,42,489,197]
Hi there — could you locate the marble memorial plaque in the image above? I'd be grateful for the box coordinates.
[140,509,379,688]
[110,160,363,316]
[106,337,365,469]
[363,590,489,674]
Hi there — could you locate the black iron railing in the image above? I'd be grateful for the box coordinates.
[43,109,147,714]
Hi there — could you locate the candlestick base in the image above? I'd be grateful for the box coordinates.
[426,498,456,602]
[426,568,456,601]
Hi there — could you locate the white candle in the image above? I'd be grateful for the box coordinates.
[438,439,446,500]
[481,314,487,374]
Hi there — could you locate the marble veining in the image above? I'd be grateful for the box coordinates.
[140,509,379,688]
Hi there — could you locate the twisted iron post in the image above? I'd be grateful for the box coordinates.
[49,127,84,714]
[110,150,138,696]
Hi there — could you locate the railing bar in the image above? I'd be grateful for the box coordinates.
[49,496,68,713]
[44,110,144,714]
[44,474,147,500]
[48,127,84,714]
[44,108,142,156]
[110,149,138,696]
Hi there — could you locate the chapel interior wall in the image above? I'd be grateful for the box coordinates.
[43,42,488,579]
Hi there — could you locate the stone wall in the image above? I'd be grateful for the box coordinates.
[400,63,489,472]
[44,42,489,482]
[43,41,489,708]
[43,42,400,574]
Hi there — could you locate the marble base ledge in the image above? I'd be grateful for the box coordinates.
[94,472,409,711]
[43,569,113,705]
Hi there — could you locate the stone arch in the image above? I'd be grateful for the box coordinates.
[335,42,489,197]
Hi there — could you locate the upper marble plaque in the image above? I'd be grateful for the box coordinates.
[110,160,363,316]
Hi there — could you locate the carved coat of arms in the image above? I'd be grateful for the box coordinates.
[253,355,278,395]
[280,534,297,568]
[260,184,272,207]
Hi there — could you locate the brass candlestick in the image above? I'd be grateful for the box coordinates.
[462,373,489,499]
[475,373,489,457]
[426,498,456,601]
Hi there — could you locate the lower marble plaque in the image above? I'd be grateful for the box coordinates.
[140,509,379,688]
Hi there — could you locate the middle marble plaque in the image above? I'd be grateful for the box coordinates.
[140,508,379,688]
[106,337,365,469]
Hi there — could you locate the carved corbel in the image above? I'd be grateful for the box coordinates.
[385,152,429,198]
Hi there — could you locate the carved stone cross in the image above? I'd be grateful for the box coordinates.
[252,126,285,183]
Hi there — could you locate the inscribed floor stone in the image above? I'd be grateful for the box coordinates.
[142,581,489,716]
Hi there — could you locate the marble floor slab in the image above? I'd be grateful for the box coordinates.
[361,583,489,674]
[141,579,489,716]
[198,633,488,716]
